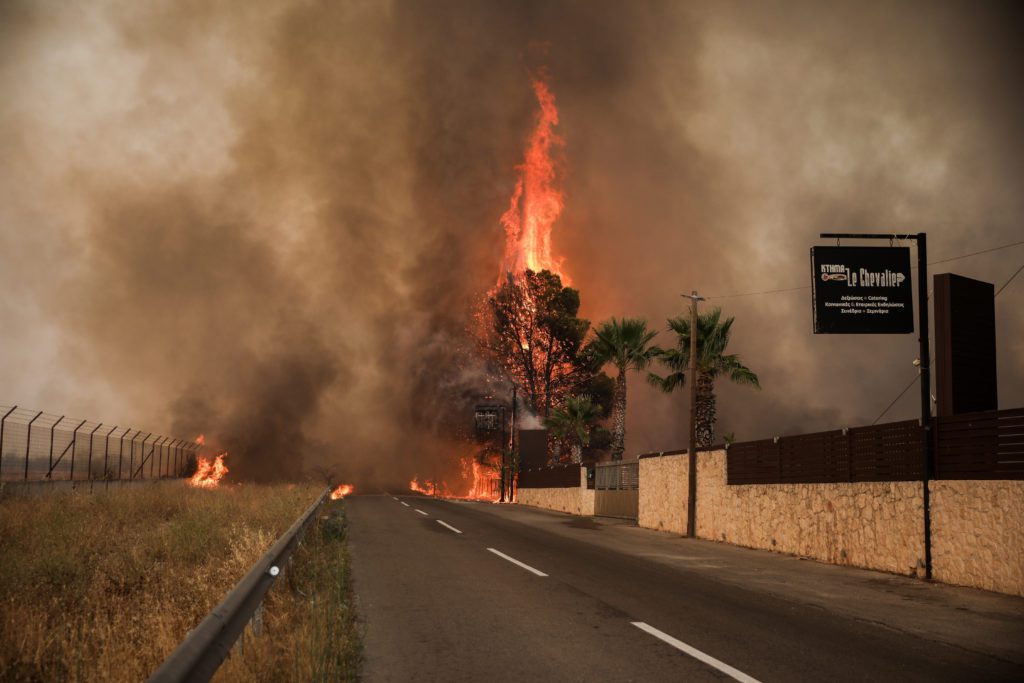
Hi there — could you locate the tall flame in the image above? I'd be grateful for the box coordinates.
[500,73,567,282]
[189,451,228,488]
[408,456,499,501]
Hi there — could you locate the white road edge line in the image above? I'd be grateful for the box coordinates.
[486,547,548,577]
[631,622,761,683]
[415,508,429,516]
[436,520,463,534]
[400,501,410,507]
[392,496,398,501]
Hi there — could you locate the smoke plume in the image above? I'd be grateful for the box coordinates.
[1,0,1021,483]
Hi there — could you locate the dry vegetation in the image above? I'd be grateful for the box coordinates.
[0,482,360,682]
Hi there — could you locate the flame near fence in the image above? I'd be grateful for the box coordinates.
[0,404,200,486]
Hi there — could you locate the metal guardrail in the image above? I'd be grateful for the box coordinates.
[148,487,331,683]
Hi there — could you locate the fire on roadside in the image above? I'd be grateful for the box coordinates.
[330,484,354,500]
[189,451,229,488]
[408,455,500,502]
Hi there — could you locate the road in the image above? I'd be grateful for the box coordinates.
[346,495,1024,682]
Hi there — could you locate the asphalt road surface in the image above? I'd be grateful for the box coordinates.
[346,495,1024,682]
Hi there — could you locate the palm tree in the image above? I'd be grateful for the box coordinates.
[648,307,759,448]
[586,318,661,460]
[544,395,603,464]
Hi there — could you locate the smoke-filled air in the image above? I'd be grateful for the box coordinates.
[2,0,1022,487]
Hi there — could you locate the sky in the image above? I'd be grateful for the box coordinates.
[1,0,1022,484]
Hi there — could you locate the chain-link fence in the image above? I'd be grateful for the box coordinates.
[0,404,200,486]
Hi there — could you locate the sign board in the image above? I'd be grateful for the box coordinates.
[810,246,913,333]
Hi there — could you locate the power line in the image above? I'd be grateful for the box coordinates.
[995,263,1024,297]
[872,373,920,425]
[871,259,1021,424]
[705,239,1024,301]
[929,240,1024,266]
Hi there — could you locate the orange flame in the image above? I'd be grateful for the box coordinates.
[195,434,206,446]
[409,456,500,501]
[189,452,228,488]
[500,73,567,282]
[330,483,354,500]
[409,477,432,495]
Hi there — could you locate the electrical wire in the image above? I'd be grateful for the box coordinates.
[704,239,1024,300]
[871,259,1022,424]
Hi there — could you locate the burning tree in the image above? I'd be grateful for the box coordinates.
[482,269,589,417]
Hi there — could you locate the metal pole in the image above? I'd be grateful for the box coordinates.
[48,415,65,480]
[104,425,117,490]
[819,231,932,579]
[153,436,167,478]
[510,386,517,502]
[685,291,703,538]
[167,439,178,477]
[67,419,87,481]
[139,433,153,479]
[917,232,933,580]
[0,405,16,482]
[87,423,102,486]
[129,430,141,480]
[120,428,133,482]
[24,411,43,481]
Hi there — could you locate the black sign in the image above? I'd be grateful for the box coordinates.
[811,246,913,334]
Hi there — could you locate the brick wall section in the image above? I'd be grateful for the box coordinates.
[931,480,1024,596]
[638,455,688,534]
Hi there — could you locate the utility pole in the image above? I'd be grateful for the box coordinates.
[684,291,704,538]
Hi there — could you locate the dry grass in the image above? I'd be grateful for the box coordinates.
[0,481,357,682]
[215,499,360,682]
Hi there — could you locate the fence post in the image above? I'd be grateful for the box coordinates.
[67,419,86,482]
[86,423,102,488]
[0,405,16,482]
[48,416,65,480]
[24,411,43,480]
[119,429,129,482]
[128,429,141,481]
[154,436,167,478]
[103,425,117,491]
[138,433,152,479]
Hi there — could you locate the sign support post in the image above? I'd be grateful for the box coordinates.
[819,232,931,580]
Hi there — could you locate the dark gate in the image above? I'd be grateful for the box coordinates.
[593,461,639,519]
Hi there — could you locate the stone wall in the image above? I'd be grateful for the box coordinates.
[518,467,592,516]
[638,455,688,534]
[517,487,589,515]
[931,479,1024,596]
[694,450,925,576]
[535,452,1023,597]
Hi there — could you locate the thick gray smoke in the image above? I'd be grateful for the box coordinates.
[1,0,1021,482]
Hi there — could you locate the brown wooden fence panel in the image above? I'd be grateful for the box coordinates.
[728,420,922,485]
[517,465,580,488]
[727,438,780,485]
[934,407,1024,479]
[848,420,923,482]
[727,407,1023,485]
